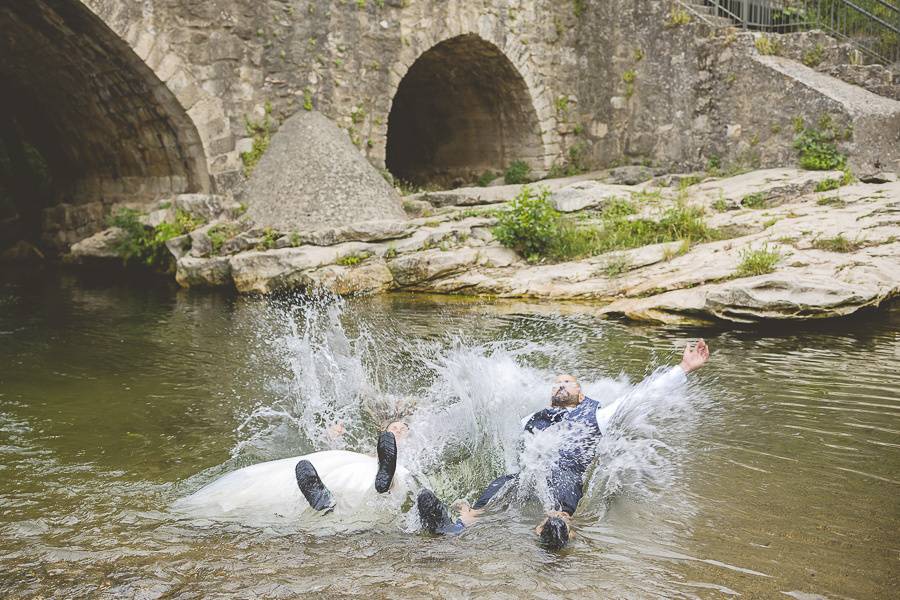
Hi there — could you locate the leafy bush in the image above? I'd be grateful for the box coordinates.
[256,227,279,250]
[493,188,719,263]
[107,207,203,269]
[815,178,841,192]
[735,246,781,277]
[504,160,532,185]
[793,119,847,171]
[492,186,560,261]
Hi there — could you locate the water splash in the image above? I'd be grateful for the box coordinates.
[230,294,707,520]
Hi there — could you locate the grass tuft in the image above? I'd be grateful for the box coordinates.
[735,245,781,277]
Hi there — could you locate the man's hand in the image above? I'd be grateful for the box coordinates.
[680,339,710,374]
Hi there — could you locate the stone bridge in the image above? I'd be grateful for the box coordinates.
[1,0,898,250]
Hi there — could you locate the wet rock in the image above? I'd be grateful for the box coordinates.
[68,227,126,261]
[176,256,232,288]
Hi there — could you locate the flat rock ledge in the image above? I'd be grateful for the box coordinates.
[68,168,900,325]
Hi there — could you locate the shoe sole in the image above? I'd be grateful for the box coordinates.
[295,459,335,513]
[375,431,397,493]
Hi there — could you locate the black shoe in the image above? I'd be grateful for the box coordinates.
[417,489,464,534]
[375,431,397,493]
[295,460,335,513]
[539,516,569,550]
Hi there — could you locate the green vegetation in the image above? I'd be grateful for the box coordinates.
[735,245,781,277]
[107,207,204,270]
[712,195,729,212]
[241,102,273,176]
[599,254,632,277]
[384,245,398,259]
[793,116,848,171]
[622,69,636,98]
[662,239,692,261]
[811,234,859,252]
[350,107,366,124]
[548,143,589,178]
[208,223,239,255]
[816,195,846,208]
[815,178,841,192]
[504,160,532,184]
[338,251,371,266]
[755,35,782,55]
[256,227,279,250]
[303,89,314,111]
[555,95,570,115]
[493,186,719,263]
[573,0,586,18]
[802,44,825,67]
[476,170,497,187]
[666,6,692,26]
[741,192,767,208]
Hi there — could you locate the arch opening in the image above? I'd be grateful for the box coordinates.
[386,34,543,188]
[0,0,210,251]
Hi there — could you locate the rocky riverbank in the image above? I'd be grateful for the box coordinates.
[67,167,899,325]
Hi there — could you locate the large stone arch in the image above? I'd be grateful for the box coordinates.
[0,0,213,248]
[379,18,557,187]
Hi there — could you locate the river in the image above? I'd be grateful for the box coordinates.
[1,268,897,598]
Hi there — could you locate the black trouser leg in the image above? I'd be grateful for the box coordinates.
[472,473,519,509]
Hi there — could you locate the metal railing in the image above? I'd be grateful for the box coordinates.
[702,0,900,64]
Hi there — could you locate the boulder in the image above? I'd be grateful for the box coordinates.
[243,111,405,230]
[176,256,233,288]
[299,261,395,295]
[606,165,655,185]
[229,244,374,293]
[388,248,480,286]
[68,227,126,261]
[550,181,626,212]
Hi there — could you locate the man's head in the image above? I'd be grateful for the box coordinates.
[551,374,584,408]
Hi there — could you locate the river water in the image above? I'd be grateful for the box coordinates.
[1,269,897,599]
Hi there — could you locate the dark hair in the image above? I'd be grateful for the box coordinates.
[540,516,569,550]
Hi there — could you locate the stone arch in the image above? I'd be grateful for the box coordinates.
[384,31,553,187]
[0,0,211,247]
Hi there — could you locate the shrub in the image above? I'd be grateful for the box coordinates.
[504,160,532,184]
[735,246,781,277]
[107,207,203,269]
[337,251,371,266]
[492,186,560,261]
[793,120,847,171]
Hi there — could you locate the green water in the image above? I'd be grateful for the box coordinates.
[1,268,897,598]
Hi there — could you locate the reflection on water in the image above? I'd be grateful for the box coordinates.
[1,268,897,598]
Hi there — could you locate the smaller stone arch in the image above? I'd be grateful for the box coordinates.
[384,33,548,187]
